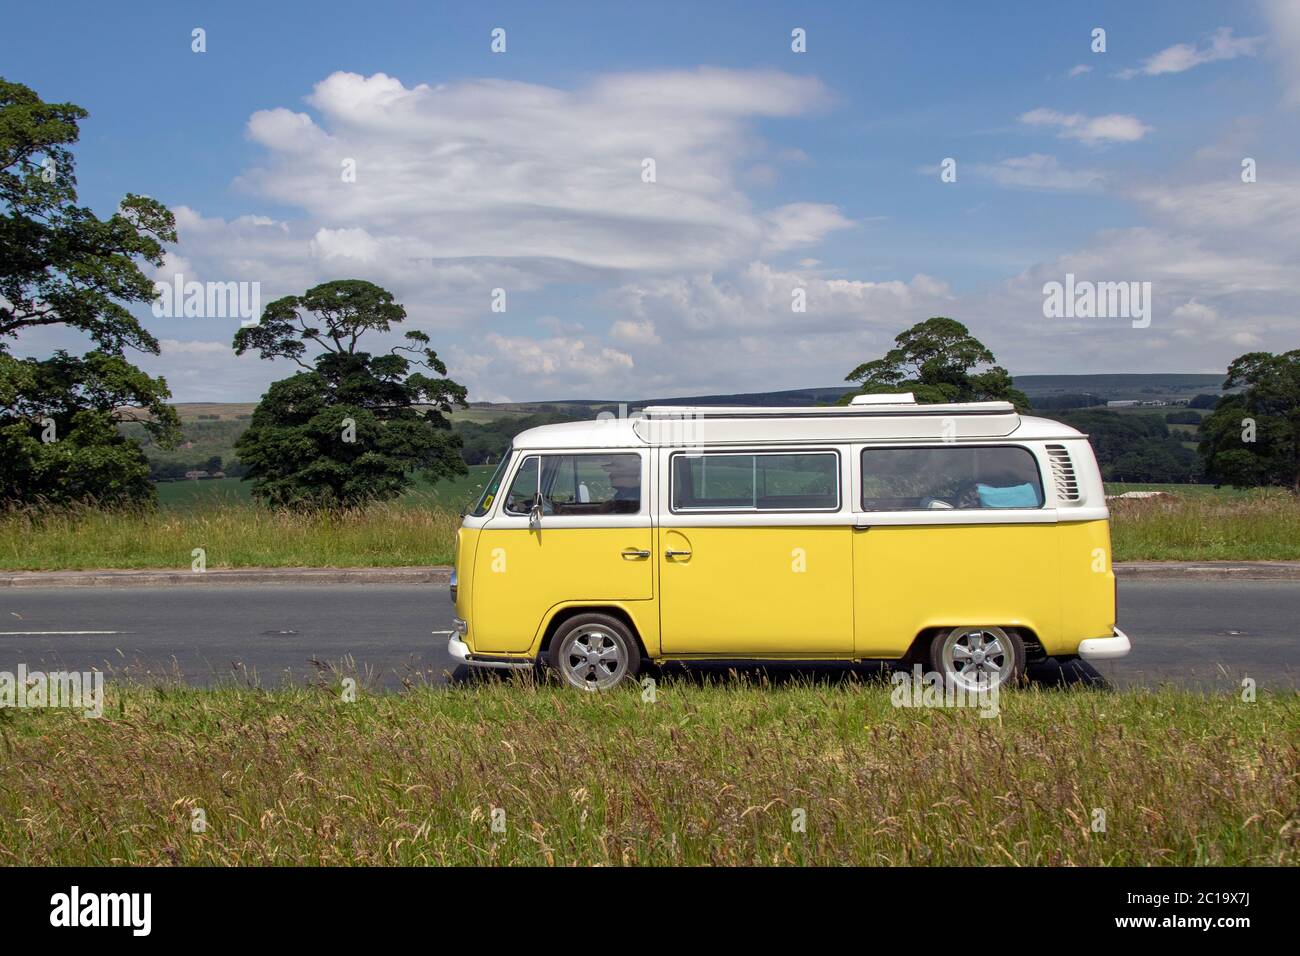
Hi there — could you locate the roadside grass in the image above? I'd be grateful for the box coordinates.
[1108,490,1300,561]
[0,500,461,570]
[0,681,1293,866]
[1,484,1296,570]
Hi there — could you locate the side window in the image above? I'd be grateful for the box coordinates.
[860,446,1044,511]
[672,452,839,511]
[504,454,641,516]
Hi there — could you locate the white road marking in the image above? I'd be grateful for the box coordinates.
[0,630,126,636]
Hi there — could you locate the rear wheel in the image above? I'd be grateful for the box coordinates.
[929,625,1024,692]
[550,613,639,691]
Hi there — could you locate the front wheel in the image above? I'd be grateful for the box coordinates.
[550,613,640,691]
[929,625,1024,692]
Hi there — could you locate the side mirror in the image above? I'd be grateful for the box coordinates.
[529,491,543,529]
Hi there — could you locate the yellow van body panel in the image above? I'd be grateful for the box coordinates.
[852,519,1115,657]
[469,527,654,654]
[1056,518,1117,653]
[453,524,478,628]
[853,523,1063,657]
[658,525,854,656]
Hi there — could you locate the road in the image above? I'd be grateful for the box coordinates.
[0,580,1295,691]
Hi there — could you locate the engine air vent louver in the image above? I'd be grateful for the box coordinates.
[1045,444,1081,502]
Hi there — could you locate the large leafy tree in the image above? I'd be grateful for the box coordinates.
[1054,410,1201,483]
[1199,350,1300,491]
[233,279,468,507]
[842,317,1029,410]
[0,78,180,507]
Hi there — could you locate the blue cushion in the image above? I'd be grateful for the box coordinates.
[977,482,1039,508]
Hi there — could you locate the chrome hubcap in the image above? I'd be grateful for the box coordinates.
[941,627,1013,690]
[561,627,626,690]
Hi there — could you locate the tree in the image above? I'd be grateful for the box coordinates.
[1199,350,1300,491]
[232,279,468,507]
[454,410,582,465]
[0,78,179,507]
[1054,409,1202,483]
[842,317,1029,410]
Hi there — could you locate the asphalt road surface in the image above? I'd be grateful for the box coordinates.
[0,580,1295,692]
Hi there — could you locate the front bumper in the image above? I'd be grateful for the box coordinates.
[447,634,536,671]
[1077,626,1132,661]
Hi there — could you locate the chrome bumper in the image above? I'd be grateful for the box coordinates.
[1078,626,1132,661]
[447,635,536,670]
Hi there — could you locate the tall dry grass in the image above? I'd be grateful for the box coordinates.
[0,680,1294,865]
[0,499,459,570]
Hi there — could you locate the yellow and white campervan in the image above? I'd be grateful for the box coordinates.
[447,394,1131,690]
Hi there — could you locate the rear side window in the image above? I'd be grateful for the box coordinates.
[672,452,839,511]
[504,453,642,516]
[860,446,1043,511]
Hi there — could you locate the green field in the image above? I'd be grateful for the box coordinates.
[156,465,497,511]
[154,477,251,507]
[0,681,1291,866]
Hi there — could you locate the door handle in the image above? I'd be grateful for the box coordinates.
[621,548,651,559]
[664,549,692,559]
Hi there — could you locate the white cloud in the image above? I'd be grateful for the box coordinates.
[155,338,234,356]
[973,154,1104,191]
[960,171,1300,373]
[760,203,855,253]
[587,264,955,396]
[1019,108,1151,145]
[609,319,660,345]
[232,68,833,274]
[1130,175,1300,245]
[449,333,634,401]
[129,339,277,404]
[615,262,951,333]
[309,227,382,263]
[1262,0,1300,106]
[1117,27,1263,79]
[1066,64,1092,78]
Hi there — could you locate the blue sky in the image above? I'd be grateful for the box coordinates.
[6,0,1299,401]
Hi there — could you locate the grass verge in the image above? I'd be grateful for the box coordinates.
[1108,491,1300,561]
[0,681,1294,865]
[0,500,460,570]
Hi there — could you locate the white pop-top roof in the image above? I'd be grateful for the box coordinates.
[509,401,1086,450]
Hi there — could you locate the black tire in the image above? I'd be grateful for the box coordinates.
[928,625,1025,692]
[548,613,641,691]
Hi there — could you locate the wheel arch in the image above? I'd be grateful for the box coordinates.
[902,624,1046,666]
[537,604,650,660]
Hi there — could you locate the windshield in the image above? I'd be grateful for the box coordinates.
[469,447,512,517]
